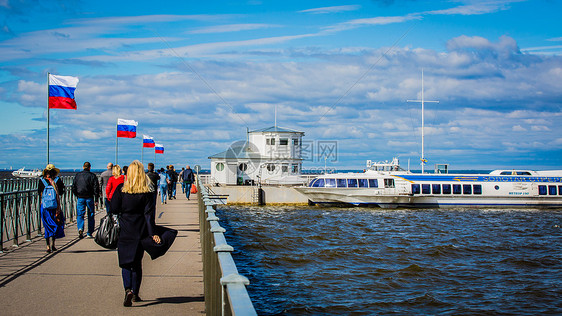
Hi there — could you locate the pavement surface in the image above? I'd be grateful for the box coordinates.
[0,194,205,315]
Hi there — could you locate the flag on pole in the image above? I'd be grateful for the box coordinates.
[117,119,138,138]
[48,74,79,109]
[143,135,155,148]
[155,144,164,154]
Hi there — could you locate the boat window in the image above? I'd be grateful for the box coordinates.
[384,179,395,188]
[453,184,462,194]
[473,184,482,195]
[238,163,247,171]
[549,185,557,195]
[358,179,369,188]
[518,171,532,175]
[442,184,451,194]
[432,184,441,194]
[463,184,472,194]
[347,179,358,187]
[412,184,420,194]
[325,179,336,187]
[422,184,431,194]
[337,179,347,188]
[368,179,378,188]
[538,185,547,195]
[311,179,324,187]
[559,185,562,196]
[266,164,276,172]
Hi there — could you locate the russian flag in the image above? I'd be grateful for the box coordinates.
[155,144,164,154]
[117,118,138,138]
[143,135,155,148]
[48,74,79,110]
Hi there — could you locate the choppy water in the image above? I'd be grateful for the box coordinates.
[216,206,562,315]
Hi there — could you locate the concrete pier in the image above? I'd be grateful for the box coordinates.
[0,197,205,315]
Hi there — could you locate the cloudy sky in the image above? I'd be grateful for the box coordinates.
[1,0,561,171]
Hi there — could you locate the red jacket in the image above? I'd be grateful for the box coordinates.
[106,175,124,201]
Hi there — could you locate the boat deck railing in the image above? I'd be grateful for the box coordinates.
[197,175,257,316]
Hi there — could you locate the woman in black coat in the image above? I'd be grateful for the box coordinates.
[110,160,160,307]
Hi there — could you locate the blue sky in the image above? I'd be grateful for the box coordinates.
[1,0,561,171]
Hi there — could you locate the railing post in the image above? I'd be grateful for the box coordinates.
[25,191,32,241]
[13,192,19,247]
[0,194,4,252]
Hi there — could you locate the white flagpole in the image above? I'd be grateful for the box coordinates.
[47,72,50,165]
[115,123,118,165]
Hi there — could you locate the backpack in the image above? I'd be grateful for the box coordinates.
[41,177,59,210]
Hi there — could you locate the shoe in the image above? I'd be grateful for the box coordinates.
[133,295,142,302]
[46,247,51,253]
[123,289,134,307]
[52,246,57,251]
[164,201,167,204]
[86,234,93,239]
[78,229,84,239]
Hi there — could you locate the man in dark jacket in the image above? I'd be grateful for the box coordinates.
[146,162,160,207]
[72,161,100,238]
[182,165,195,200]
[166,165,178,200]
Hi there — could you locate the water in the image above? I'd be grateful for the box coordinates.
[216,206,562,315]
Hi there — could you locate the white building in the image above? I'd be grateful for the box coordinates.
[208,126,305,185]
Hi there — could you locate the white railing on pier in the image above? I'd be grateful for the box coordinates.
[197,176,257,316]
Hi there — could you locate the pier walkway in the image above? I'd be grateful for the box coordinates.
[0,197,205,315]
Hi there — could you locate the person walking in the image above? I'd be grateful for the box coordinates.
[166,165,178,200]
[100,162,113,213]
[38,164,65,253]
[178,167,185,193]
[146,163,160,194]
[72,161,99,239]
[182,165,195,200]
[157,168,169,204]
[110,160,159,306]
[106,164,124,212]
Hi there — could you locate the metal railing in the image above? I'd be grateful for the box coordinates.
[0,178,78,252]
[197,176,257,316]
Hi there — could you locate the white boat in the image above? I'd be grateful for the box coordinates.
[295,159,562,208]
[12,167,42,178]
[295,71,562,208]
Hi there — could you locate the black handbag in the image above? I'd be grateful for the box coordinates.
[95,214,120,249]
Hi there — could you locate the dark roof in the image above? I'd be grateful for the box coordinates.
[250,125,304,134]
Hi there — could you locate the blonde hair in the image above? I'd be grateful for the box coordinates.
[122,160,153,194]
[112,165,122,178]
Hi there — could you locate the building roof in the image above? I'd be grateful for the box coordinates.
[250,125,304,134]
[208,146,263,159]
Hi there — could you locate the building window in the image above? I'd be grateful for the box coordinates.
[238,163,247,171]
[266,138,275,145]
[282,165,288,173]
[293,138,299,146]
[266,164,276,172]
[280,138,288,145]
[292,164,299,173]
[216,163,224,171]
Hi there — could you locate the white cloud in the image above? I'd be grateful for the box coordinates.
[299,5,361,14]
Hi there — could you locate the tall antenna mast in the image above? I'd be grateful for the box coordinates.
[274,104,277,127]
[407,69,439,173]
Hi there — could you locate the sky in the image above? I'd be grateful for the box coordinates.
[1,0,561,171]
